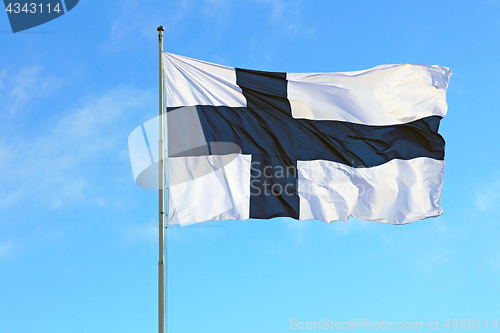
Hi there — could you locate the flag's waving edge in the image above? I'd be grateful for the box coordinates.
[287,64,451,125]
[158,52,451,226]
[297,158,445,224]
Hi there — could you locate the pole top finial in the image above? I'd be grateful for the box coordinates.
[157,26,164,32]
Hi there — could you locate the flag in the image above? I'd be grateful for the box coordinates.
[162,52,451,225]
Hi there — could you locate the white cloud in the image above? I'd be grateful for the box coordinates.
[102,0,314,54]
[201,0,232,16]
[0,84,154,209]
[104,0,161,52]
[0,66,63,115]
[415,248,449,270]
[121,222,158,244]
[255,0,315,37]
[475,176,500,212]
[283,218,308,244]
[257,0,287,22]
[0,241,14,258]
[0,69,6,89]
[281,217,373,246]
[102,0,232,51]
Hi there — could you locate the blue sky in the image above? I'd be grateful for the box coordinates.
[1,0,500,332]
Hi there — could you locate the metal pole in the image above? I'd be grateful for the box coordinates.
[157,25,165,333]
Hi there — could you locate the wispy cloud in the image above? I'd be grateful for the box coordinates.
[0,69,6,89]
[0,241,14,259]
[201,0,232,18]
[121,221,158,244]
[283,218,309,245]
[102,0,315,55]
[0,84,154,209]
[103,0,232,51]
[0,66,64,115]
[236,0,316,69]
[475,176,500,212]
[103,0,162,52]
[282,217,373,246]
[255,0,315,37]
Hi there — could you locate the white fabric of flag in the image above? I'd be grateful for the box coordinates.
[148,53,452,225]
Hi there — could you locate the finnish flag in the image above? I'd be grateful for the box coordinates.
[130,53,451,226]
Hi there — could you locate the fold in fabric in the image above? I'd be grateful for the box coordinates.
[168,154,252,225]
[297,157,445,224]
[288,64,451,125]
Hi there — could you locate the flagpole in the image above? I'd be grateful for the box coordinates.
[157,25,166,333]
